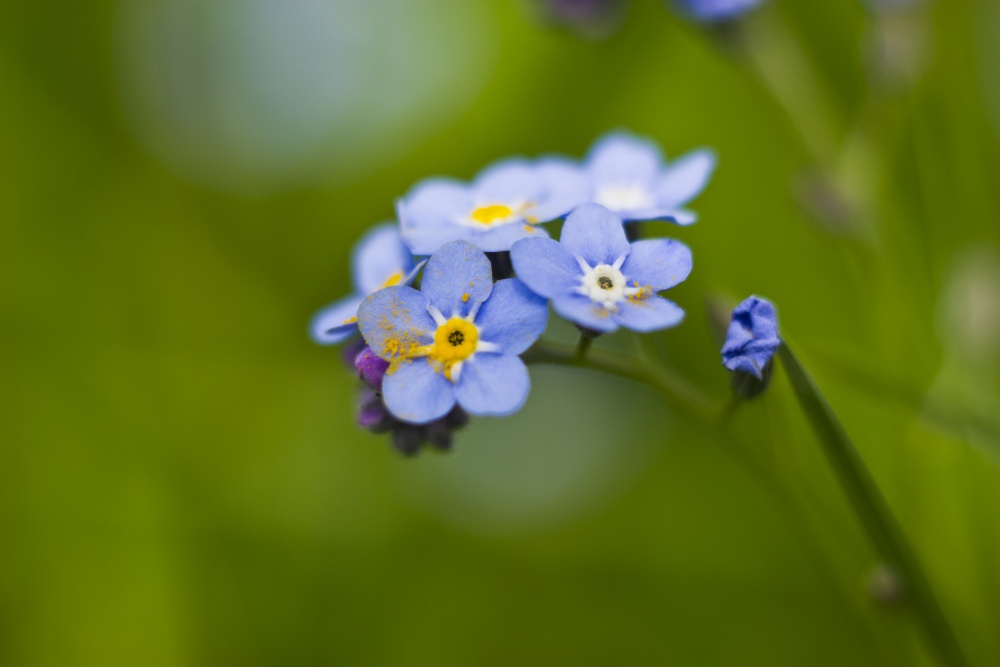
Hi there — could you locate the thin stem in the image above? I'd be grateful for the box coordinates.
[778,343,969,667]
[574,334,593,361]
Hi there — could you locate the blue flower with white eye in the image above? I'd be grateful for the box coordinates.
[310,224,424,345]
[511,203,692,334]
[357,241,548,424]
[397,157,588,256]
[721,296,780,379]
[675,0,764,22]
[584,130,716,226]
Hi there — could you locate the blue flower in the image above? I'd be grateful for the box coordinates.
[310,224,425,345]
[357,241,549,424]
[397,158,588,255]
[675,0,764,22]
[583,130,716,225]
[721,296,780,379]
[510,203,692,334]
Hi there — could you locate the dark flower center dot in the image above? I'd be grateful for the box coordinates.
[448,330,465,346]
[598,276,614,290]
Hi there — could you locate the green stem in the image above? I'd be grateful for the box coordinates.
[778,343,969,667]
[574,334,593,361]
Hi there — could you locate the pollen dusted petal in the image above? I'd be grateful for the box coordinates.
[357,286,436,361]
[310,294,365,345]
[613,295,685,332]
[420,241,493,318]
[382,359,457,424]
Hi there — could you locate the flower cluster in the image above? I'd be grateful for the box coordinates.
[312,130,712,455]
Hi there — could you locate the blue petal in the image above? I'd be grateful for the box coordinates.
[310,294,364,345]
[474,278,549,355]
[357,286,436,360]
[353,223,415,295]
[467,221,550,253]
[530,157,591,222]
[723,354,764,379]
[510,237,581,299]
[585,131,662,186]
[420,241,493,318]
[398,178,474,255]
[551,294,619,333]
[613,296,685,332]
[473,159,543,203]
[382,359,457,424]
[620,239,693,291]
[559,203,630,267]
[655,149,716,209]
[454,354,531,417]
[619,207,698,226]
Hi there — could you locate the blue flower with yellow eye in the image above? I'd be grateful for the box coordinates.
[721,295,780,378]
[511,203,693,334]
[357,241,548,424]
[397,158,588,256]
[675,0,764,22]
[310,224,424,345]
[584,130,716,226]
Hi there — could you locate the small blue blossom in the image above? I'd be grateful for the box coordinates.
[676,0,765,22]
[721,296,780,379]
[310,224,424,345]
[397,158,588,255]
[357,241,549,424]
[511,203,692,334]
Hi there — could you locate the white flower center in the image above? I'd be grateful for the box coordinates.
[574,254,653,311]
[594,184,654,212]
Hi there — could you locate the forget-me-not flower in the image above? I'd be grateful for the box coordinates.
[511,203,692,334]
[721,295,780,379]
[397,158,587,255]
[310,224,424,345]
[357,241,548,424]
[583,131,716,226]
[675,0,765,23]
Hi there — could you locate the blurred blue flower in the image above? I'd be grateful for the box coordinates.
[397,158,587,255]
[511,203,692,334]
[310,224,424,345]
[584,131,716,225]
[676,0,765,23]
[358,241,548,424]
[721,295,780,379]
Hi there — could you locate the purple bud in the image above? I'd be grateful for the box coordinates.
[357,390,393,433]
[355,346,390,392]
[392,427,425,457]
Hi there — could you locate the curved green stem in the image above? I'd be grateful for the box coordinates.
[779,343,969,667]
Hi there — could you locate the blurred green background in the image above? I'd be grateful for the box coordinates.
[3,0,1000,664]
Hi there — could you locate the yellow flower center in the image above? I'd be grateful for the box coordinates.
[471,204,513,225]
[430,317,479,380]
[380,271,404,289]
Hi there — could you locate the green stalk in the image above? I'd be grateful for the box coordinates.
[778,343,969,667]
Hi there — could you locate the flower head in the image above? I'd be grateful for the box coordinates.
[675,0,765,23]
[397,158,588,256]
[584,131,716,225]
[357,241,548,424]
[311,224,424,345]
[511,203,692,334]
[721,295,780,379]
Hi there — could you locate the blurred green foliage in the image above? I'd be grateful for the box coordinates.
[2,0,1000,665]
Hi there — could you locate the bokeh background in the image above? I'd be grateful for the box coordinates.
[3,0,1000,664]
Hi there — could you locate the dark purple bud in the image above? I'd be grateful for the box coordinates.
[392,427,425,457]
[443,405,470,430]
[355,346,390,392]
[357,390,393,433]
[425,422,454,452]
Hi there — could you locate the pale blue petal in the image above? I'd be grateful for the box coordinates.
[619,207,698,225]
[620,239,693,291]
[398,178,474,255]
[310,294,364,345]
[353,223,415,295]
[655,148,716,209]
[510,237,580,299]
[473,159,543,203]
[560,203,630,267]
[530,157,591,222]
[613,296,685,332]
[551,294,619,333]
[357,286,435,359]
[585,131,662,186]
[382,359,457,424]
[468,221,550,253]
[420,241,493,318]
[454,354,531,417]
[473,279,549,355]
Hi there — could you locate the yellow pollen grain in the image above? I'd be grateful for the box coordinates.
[471,204,513,225]
[380,271,404,289]
[461,293,470,303]
[342,316,357,325]
[522,225,536,233]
